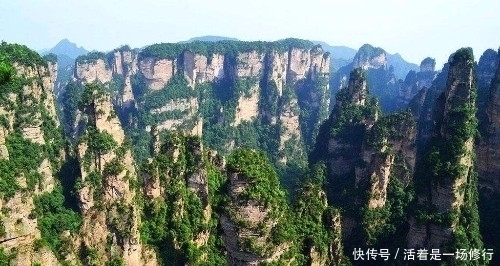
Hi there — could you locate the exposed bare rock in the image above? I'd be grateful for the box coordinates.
[75,87,155,265]
[477,49,500,192]
[278,97,302,163]
[352,44,387,70]
[222,151,293,265]
[0,126,8,159]
[407,48,478,249]
[183,51,225,88]
[287,48,312,83]
[75,59,113,83]
[420,57,436,72]
[233,84,259,126]
[237,51,265,78]
[139,58,176,90]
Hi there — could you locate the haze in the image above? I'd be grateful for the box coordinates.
[2,0,499,67]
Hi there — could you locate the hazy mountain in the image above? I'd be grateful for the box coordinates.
[179,35,240,43]
[46,38,88,59]
[314,41,357,72]
[387,52,419,79]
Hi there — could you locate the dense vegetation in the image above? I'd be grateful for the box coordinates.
[3,39,499,265]
[411,48,484,264]
[0,42,82,263]
[139,38,313,60]
[140,133,226,265]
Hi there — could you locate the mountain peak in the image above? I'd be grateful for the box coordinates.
[49,38,88,59]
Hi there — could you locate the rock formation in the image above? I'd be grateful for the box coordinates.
[407,48,482,253]
[0,43,65,265]
[73,83,156,265]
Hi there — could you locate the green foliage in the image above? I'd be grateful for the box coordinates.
[0,133,44,198]
[42,53,58,64]
[105,257,124,266]
[85,127,118,156]
[140,134,221,265]
[78,82,107,114]
[108,75,126,96]
[141,74,196,111]
[452,47,474,63]
[61,81,83,133]
[103,158,125,177]
[366,111,415,149]
[227,149,286,208]
[329,90,379,140]
[0,61,14,85]
[34,185,82,257]
[76,51,107,64]
[139,38,313,61]
[411,50,483,259]
[357,44,385,60]
[0,41,47,67]
[0,247,13,266]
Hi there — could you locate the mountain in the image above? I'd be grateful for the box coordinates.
[46,38,88,59]
[315,41,418,78]
[387,52,419,79]
[313,41,357,72]
[179,35,240,43]
[3,39,500,265]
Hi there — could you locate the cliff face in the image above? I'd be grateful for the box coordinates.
[0,44,66,265]
[75,58,112,84]
[140,134,214,265]
[331,44,408,113]
[311,67,417,250]
[352,44,387,70]
[71,40,330,170]
[477,49,500,192]
[397,57,437,107]
[73,83,155,265]
[407,48,481,251]
[476,49,500,265]
[222,149,293,265]
[357,112,416,209]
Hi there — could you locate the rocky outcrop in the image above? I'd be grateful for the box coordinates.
[140,134,212,265]
[352,44,387,70]
[408,48,480,249]
[233,84,260,126]
[139,58,176,91]
[183,51,225,88]
[477,49,500,192]
[75,59,112,84]
[113,49,139,108]
[0,46,66,265]
[222,149,293,265]
[400,57,437,103]
[357,112,417,209]
[75,84,156,265]
[72,41,330,165]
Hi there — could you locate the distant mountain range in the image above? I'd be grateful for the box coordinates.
[179,35,240,43]
[40,38,88,60]
[315,41,419,78]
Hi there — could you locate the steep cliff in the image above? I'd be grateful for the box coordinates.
[140,133,221,265]
[0,43,75,265]
[396,57,438,108]
[67,39,330,193]
[476,49,500,264]
[331,44,419,113]
[73,83,156,265]
[407,48,482,258]
[311,67,417,252]
[222,149,295,265]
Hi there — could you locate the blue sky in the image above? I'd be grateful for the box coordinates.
[1,0,499,67]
